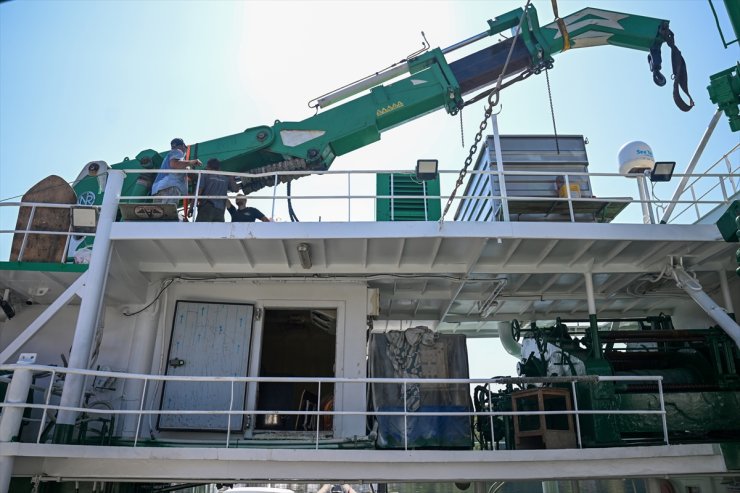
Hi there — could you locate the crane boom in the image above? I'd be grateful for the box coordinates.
[77,4,688,200]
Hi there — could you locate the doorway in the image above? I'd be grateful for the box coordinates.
[256,308,336,432]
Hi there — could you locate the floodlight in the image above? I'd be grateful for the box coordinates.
[415,159,439,181]
[650,161,676,182]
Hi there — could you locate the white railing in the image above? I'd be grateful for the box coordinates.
[114,167,738,224]
[0,364,670,450]
[0,202,99,262]
[1,161,737,259]
[667,143,740,223]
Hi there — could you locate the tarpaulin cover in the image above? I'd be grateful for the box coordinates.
[368,326,472,449]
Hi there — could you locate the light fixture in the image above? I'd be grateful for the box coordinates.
[72,206,97,232]
[415,159,439,181]
[650,161,676,182]
[478,279,507,318]
[297,242,312,269]
[1,289,15,320]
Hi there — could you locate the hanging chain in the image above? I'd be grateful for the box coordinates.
[545,67,560,154]
[441,90,501,221]
[441,69,534,221]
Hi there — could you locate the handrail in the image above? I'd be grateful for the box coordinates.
[0,164,737,254]
[667,144,740,223]
[0,364,670,450]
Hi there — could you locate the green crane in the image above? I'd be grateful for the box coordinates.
[707,0,740,132]
[73,4,691,204]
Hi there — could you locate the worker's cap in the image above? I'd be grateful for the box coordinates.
[206,158,220,170]
[171,138,186,148]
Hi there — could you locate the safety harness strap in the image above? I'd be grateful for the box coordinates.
[550,0,571,52]
[663,25,695,112]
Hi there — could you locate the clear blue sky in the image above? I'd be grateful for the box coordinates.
[0,1,737,237]
[0,0,738,377]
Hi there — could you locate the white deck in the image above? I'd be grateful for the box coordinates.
[4,443,729,482]
[107,220,737,333]
[1,219,736,337]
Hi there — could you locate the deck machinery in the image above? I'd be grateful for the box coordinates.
[475,316,740,450]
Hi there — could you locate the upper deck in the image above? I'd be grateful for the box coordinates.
[0,139,738,490]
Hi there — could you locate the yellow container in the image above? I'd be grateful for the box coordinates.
[559,183,581,199]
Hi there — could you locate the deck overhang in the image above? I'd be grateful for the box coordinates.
[4,443,731,483]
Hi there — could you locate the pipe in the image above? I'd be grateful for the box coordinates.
[56,170,125,442]
[637,172,656,224]
[0,354,36,493]
[718,269,736,318]
[584,273,602,359]
[672,265,740,348]
[498,321,522,357]
[491,114,510,221]
[316,63,409,109]
[120,282,163,438]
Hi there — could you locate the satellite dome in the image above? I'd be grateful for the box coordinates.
[618,141,655,176]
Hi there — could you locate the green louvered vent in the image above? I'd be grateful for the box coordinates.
[376,173,441,221]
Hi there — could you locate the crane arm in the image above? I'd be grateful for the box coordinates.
[99,5,688,198]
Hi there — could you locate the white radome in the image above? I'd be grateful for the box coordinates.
[618,141,656,176]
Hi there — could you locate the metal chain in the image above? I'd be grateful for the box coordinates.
[441,69,534,221]
[545,68,560,154]
[441,89,500,221]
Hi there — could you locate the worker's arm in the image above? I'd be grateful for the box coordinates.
[170,158,202,169]
[257,209,271,222]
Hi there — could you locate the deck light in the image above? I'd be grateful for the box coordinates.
[415,159,439,181]
[650,161,676,182]
[72,206,97,232]
[297,242,312,269]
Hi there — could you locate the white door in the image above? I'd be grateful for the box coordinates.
[159,301,254,431]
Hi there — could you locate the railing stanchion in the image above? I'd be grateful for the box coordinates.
[565,175,575,222]
[316,381,321,449]
[403,380,408,451]
[134,378,148,448]
[36,369,56,444]
[571,381,583,449]
[271,173,278,220]
[193,172,202,220]
[423,181,428,221]
[390,174,395,221]
[488,385,495,450]
[61,223,73,263]
[18,205,37,261]
[658,378,669,445]
[491,114,510,221]
[227,380,234,448]
[726,156,738,194]
[720,176,729,203]
[690,187,700,222]
[347,174,352,221]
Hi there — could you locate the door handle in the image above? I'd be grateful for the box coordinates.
[168,358,185,367]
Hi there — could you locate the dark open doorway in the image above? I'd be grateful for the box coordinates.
[256,308,336,432]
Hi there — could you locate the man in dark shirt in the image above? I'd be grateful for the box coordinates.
[196,158,239,222]
[227,194,271,222]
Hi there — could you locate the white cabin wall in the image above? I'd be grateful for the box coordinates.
[0,304,79,366]
[144,279,369,439]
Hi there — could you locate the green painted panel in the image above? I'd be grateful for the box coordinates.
[0,261,88,273]
[376,173,441,221]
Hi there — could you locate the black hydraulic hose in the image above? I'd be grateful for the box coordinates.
[287,181,300,222]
